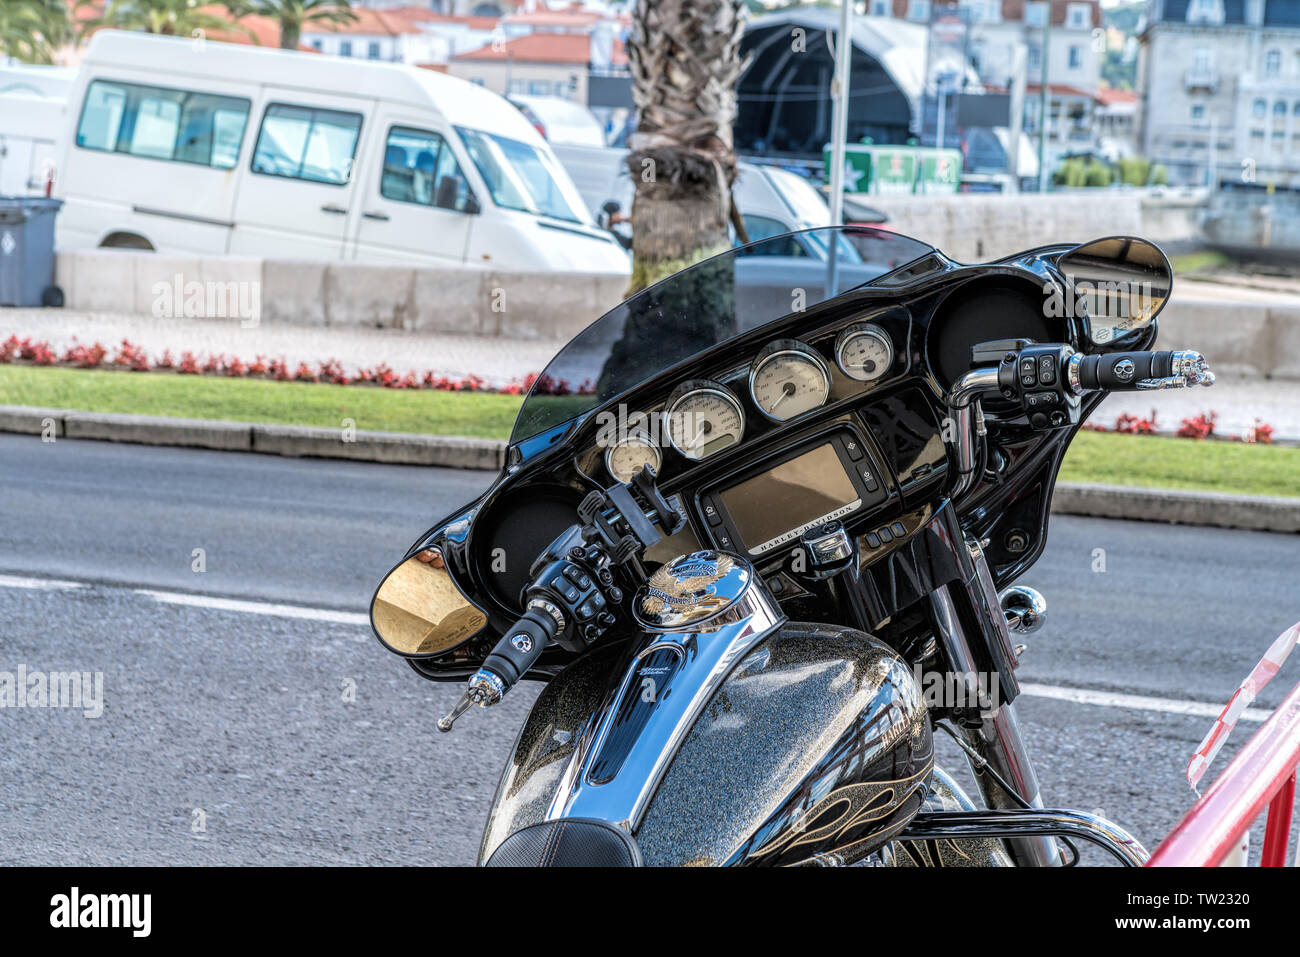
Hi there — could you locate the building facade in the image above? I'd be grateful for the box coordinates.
[1141,0,1300,188]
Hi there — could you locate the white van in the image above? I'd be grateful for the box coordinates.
[54,31,630,275]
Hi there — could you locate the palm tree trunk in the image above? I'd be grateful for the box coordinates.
[624,0,748,295]
[281,19,300,50]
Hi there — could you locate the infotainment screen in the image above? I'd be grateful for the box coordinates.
[717,443,861,555]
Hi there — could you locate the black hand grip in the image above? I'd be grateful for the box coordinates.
[481,607,558,691]
[1074,351,1174,391]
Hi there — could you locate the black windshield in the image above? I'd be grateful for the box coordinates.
[510,226,937,443]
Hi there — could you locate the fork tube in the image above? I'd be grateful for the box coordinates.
[929,586,1062,867]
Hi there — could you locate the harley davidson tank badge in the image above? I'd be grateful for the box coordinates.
[632,550,752,632]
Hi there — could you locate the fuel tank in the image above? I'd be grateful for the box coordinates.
[479,551,933,866]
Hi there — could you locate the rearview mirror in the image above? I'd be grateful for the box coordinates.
[370,548,487,657]
[1057,236,1172,345]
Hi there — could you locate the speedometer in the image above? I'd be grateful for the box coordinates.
[834,323,894,383]
[749,339,831,422]
[605,428,662,483]
[663,380,745,461]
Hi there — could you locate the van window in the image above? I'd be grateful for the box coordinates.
[251,103,362,186]
[75,79,250,169]
[380,127,473,212]
[457,126,583,223]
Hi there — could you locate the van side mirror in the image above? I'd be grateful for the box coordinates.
[464,190,481,215]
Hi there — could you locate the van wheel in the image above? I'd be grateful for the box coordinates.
[41,285,64,308]
[101,232,154,250]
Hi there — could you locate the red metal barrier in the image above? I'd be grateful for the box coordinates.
[1148,679,1300,867]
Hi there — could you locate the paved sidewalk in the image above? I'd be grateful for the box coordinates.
[3,307,1299,438]
[0,308,557,388]
[1098,379,1300,441]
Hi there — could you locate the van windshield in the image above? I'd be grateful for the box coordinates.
[456,126,584,223]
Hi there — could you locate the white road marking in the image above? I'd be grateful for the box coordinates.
[0,574,87,590]
[133,589,370,626]
[0,574,1280,723]
[1019,682,1271,723]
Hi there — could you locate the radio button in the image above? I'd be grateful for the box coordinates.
[858,466,880,492]
[701,495,724,527]
[843,437,865,462]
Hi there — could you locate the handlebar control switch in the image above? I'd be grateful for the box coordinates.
[996,344,1082,432]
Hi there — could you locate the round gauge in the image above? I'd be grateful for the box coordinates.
[662,380,746,461]
[749,339,831,422]
[835,323,894,383]
[604,428,662,484]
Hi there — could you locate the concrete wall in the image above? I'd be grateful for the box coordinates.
[866,193,1146,262]
[55,250,629,342]
[866,192,1207,262]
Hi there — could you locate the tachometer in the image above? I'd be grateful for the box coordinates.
[749,339,831,422]
[604,428,662,483]
[663,380,745,461]
[834,323,894,384]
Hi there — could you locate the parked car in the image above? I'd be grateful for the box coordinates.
[53,31,629,275]
[552,143,882,256]
[507,94,607,148]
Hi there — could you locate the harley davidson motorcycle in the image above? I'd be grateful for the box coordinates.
[370,226,1214,867]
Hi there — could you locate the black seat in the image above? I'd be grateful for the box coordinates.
[484,818,642,867]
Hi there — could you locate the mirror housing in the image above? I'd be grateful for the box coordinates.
[1057,236,1172,346]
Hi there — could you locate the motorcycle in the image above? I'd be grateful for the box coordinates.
[369,226,1213,867]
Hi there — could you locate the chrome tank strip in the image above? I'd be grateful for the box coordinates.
[545,556,785,832]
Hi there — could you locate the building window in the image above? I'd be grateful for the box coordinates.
[1293,101,1300,115]
[309,39,322,51]
[1187,0,1224,25]
[1066,3,1089,29]
[368,41,381,60]
[339,40,352,57]
[75,79,251,170]
[1265,49,1282,78]
[1025,1,1047,27]
[1253,98,1267,117]
[868,0,890,15]
[1028,43,1041,71]
[907,0,930,22]
[1068,45,1082,70]
[1251,128,1265,142]
[1275,100,1288,116]
[251,103,362,186]
[1190,103,1205,122]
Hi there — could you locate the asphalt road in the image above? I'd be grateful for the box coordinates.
[0,434,1296,866]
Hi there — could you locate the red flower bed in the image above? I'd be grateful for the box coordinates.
[0,333,591,397]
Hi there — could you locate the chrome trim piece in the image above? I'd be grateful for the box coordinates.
[1066,352,1084,395]
[999,585,1047,635]
[902,809,1151,866]
[527,597,566,633]
[545,559,785,831]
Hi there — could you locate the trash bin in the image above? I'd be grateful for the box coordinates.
[0,196,64,308]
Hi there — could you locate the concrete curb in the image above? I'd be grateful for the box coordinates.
[1050,482,1300,534]
[0,408,1294,531]
[0,406,505,470]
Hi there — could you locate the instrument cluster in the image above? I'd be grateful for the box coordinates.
[602,320,898,484]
